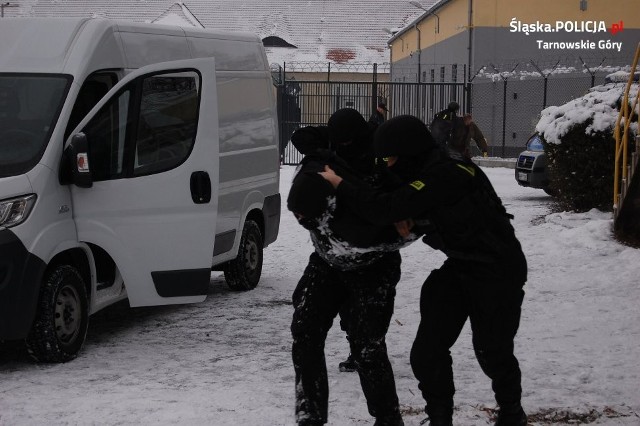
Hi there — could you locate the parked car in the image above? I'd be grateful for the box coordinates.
[515,133,554,195]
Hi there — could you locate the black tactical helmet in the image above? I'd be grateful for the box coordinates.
[287,172,335,220]
[373,115,436,158]
[447,101,460,112]
[327,108,369,145]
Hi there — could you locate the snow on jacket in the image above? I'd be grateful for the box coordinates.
[335,150,527,281]
[290,150,419,271]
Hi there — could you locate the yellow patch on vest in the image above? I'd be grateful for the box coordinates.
[410,180,425,190]
[456,164,476,176]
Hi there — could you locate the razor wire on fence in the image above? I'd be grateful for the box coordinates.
[470,58,615,157]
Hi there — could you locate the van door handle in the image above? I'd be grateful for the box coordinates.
[190,171,211,204]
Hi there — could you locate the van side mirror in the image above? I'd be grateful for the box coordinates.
[61,133,93,188]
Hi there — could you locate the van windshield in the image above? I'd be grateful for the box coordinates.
[0,74,71,177]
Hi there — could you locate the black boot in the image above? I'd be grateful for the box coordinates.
[298,420,325,426]
[338,353,357,372]
[374,411,404,426]
[419,416,452,426]
[495,403,527,426]
[420,403,453,426]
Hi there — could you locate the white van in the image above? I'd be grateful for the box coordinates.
[0,18,281,362]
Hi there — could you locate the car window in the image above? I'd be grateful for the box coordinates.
[82,88,130,181]
[65,73,117,140]
[133,72,200,176]
[526,134,544,152]
[81,70,200,181]
[0,74,71,177]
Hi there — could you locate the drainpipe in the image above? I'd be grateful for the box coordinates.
[466,0,474,112]
[467,0,473,73]
[415,24,422,83]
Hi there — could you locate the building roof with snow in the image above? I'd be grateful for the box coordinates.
[9,0,430,72]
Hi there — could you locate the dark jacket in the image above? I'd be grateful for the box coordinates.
[429,108,460,150]
[288,126,418,270]
[368,110,385,127]
[336,150,527,281]
[448,121,489,158]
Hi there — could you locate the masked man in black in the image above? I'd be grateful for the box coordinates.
[320,115,528,426]
[288,109,419,426]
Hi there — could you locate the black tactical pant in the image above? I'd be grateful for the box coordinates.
[410,258,525,419]
[291,251,402,424]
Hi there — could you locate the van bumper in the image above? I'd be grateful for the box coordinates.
[0,229,46,340]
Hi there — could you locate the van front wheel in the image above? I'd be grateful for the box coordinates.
[26,265,89,363]
[224,220,263,291]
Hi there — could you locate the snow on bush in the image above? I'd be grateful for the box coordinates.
[535,73,639,145]
[534,71,638,212]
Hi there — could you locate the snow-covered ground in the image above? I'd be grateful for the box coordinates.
[1,165,639,426]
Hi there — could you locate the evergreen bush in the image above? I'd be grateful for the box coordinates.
[542,123,616,212]
[536,78,638,212]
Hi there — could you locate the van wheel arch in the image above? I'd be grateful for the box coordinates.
[47,248,92,297]
[224,217,263,291]
[245,209,265,243]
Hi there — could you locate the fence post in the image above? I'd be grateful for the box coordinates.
[327,62,331,82]
[580,56,606,88]
[502,78,507,157]
[491,63,518,157]
[276,83,284,163]
[372,63,378,115]
[464,64,472,113]
[530,60,558,111]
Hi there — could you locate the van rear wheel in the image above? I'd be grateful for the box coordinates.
[224,220,263,291]
[26,265,89,363]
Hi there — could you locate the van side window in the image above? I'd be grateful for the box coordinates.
[82,89,130,181]
[65,73,116,140]
[81,71,200,181]
[133,72,200,176]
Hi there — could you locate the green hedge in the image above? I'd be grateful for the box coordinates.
[542,122,616,212]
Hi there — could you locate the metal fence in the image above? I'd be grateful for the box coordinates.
[277,80,469,165]
[471,73,609,157]
[276,69,612,163]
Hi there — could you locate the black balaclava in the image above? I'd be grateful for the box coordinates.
[373,115,438,181]
[327,108,371,166]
